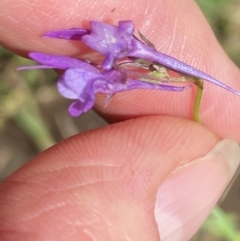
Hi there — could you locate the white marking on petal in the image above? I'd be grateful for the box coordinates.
[110,37,117,43]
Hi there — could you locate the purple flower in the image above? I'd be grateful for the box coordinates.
[58,68,101,116]
[21,52,189,116]
[21,20,240,117]
[81,21,135,70]
[45,20,240,95]
[45,21,135,70]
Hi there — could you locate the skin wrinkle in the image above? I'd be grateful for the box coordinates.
[3,15,17,23]
[201,90,235,125]
[143,3,150,21]
[167,17,178,53]
[61,230,78,241]
[36,161,124,172]
[34,161,123,172]
[3,4,59,53]
[21,201,67,221]
[122,1,138,21]
[83,229,99,241]
[20,173,124,192]
[161,8,194,64]
[38,10,57,30]
[139,0,151,29]
[64,2,76,22]
[22,207,100,228]
[72,206,110,226]
[124,233,132,241]
[21,198,108,225]
[69,208,105,227]
[52,177,124,192]
[0,180,46,201]
[97,211,135,241]
[179,34,187,60]
[79,208,114,227]
[1,162,124,206]
[139,1,159,47]
[7,179,68,197]
[66,205,122,237]
[75,130,132,162]
[155,2,174,53]
[88,1,98,17]
[152,1,222,77]
[17,180,53,194]
[13,132,127,177]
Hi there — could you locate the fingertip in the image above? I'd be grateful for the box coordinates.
[0,116,219,241]
[154,139,240,241]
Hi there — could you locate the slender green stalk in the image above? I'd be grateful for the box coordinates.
[192,78,204,123]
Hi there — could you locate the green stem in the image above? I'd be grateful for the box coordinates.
[192,78,204,123]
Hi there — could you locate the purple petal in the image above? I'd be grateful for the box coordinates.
[102,54,115,70]
[82,21,135,69]
[118,21,134,35]
[57,75,80,99]
[29,52,99,72]
[68,98,94,117]
[81,22,118,55]
[57,68,102,99]
[44,28,90,40]
[90,21,117,37]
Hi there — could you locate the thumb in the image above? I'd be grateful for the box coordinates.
[0,116,239,241]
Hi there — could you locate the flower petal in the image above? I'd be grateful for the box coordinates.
[81,22,118,56]
[44,28,90,40]
[118,20,134,35]
[57,76,79,99]
[57,68,102,99]
[82,21,135,69]
[29,52,99,72]
[68,98,94,117]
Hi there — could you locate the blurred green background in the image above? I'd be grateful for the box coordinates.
[0,0,240,240]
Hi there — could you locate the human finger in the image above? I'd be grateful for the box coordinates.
[0,116,239,241]
[1,0,240,140]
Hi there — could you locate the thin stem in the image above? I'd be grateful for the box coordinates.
[192,78,204,123]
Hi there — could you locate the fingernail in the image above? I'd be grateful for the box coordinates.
[154,139,240,241]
